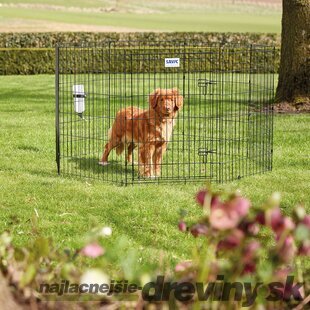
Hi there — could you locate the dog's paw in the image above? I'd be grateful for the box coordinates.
[148,175,157,179]
[98,161,109,166]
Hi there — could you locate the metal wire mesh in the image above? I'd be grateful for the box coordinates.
[55,41,275,185]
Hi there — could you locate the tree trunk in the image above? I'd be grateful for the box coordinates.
[275,0,310,108]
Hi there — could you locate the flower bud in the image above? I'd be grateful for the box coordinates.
[277,235,296,264]
[243,241,260,263]
[190,223,209,237]
[196,190,208,206]
[269,192,281,207]
[217,229,244,250]
[298,240,310,256]
[80,243,105,258]
[242,262,256,274]
[301,215,310,229]
[178,221,187,232]
[175,261,192,273]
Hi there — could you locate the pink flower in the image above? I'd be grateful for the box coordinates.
[229,197,250,217]
[257,208,283,229]
[190,223,209,237]
[301,215,310,229]
[210,197,250,230]
[268,207,283,231]
[211,195,221,208]
[256,211,265,225]
[239,220,259,236]
[298,240,310,256]
[210,205,239,230]
[80,243,104,258]
[259,208,296,238]
[175,261,192,273]
[217,229,244,250]
[273,266,293,283]
[243,241,260,263]
[277,235,296,264]
[274,216,295,238]
[282,217,295,232]
[196,190,208,206]
[178,221,187,232]
[242,262,256,274]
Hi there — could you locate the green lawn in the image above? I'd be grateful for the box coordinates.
[0,0,281,32]
[0,75,309,273]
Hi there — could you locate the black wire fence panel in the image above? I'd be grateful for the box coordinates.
[55,41,275,185]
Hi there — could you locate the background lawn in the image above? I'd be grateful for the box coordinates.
[0,0,282,32]
[0,74,309,273]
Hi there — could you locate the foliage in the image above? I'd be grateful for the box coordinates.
[0,48,55,75]
[176,187,310,308]
[0,32,280,49]
[0,32,280,75]
[0,225,157,306]
[0,188,309,308]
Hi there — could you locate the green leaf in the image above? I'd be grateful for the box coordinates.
[33,237,50,258]
[295,224,310,241]
[257,260,273,282]
[14,248,26,262]
[20,264,36,287]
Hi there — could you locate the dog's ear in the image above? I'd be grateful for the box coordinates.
[149,88,160,109]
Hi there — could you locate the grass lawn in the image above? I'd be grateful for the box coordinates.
[0,1,281,32]
[0,75,309,274]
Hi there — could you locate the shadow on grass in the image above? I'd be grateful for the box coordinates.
[1,89,53,103]
[17,145,40,152]
[69,157,130,179]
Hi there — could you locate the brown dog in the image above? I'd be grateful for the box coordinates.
[99,88,184,178]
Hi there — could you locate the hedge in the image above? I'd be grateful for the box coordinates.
[0,32,280,75]
[0,32,280,48]
[0,48,55,75]
[0,47,279,75]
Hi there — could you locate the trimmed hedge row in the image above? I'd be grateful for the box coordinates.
[0,48,55,75]
[0,32,280,75]
[0,46,279,75]
[0,32,280,48]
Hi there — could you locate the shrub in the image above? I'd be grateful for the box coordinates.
[176,188,310,308]
[0,32,280,49]
[0,48,55,75]
[0,32,280,75]
[1,189,307,308]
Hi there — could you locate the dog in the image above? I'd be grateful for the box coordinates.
[99,88,184,178]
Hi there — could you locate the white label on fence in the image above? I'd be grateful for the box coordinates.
[165,58,180,67]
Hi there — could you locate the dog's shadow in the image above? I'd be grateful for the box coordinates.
[69,157,131,177]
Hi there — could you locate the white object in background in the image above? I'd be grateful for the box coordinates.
[72,84,86,114]
[165,58,180,68]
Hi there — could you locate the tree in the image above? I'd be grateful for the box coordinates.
[275,0,310,109]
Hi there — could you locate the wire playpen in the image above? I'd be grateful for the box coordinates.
[55,41,275,185]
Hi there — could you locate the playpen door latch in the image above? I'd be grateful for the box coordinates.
[197,79,217,95]
[198,148,216,163]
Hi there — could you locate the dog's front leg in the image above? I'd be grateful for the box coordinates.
[153,142,166,177]
[139,143,155,178]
